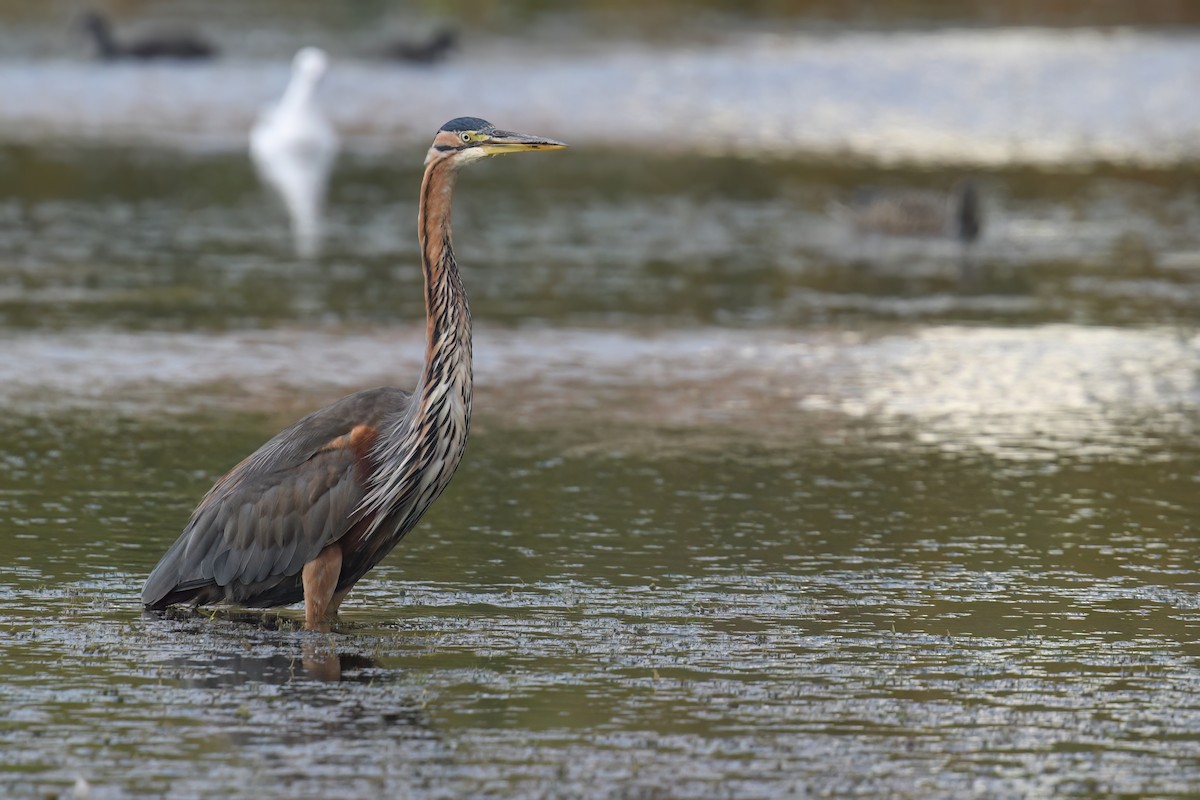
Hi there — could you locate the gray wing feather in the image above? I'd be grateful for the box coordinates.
[142,387,410,608]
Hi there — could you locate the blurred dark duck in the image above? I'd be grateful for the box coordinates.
[849,179,982,246]
[80,10,216,60]
[380,26,457,64]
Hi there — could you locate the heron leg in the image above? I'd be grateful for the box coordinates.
[302,544,343,631]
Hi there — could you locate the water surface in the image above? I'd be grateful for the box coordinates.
[2,13,1200,798]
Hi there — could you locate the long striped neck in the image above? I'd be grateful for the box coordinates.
[360,155,473,533]
[414,157,473,410]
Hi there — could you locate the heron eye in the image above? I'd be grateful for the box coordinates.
[460,132,472,143]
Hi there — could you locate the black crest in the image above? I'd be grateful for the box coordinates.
[440,116,493,133]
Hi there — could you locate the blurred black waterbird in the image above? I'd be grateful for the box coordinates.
[380,26,458,64]
[80,10,216,60]
[142,118,566,629]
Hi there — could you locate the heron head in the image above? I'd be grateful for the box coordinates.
[425,117,566,167]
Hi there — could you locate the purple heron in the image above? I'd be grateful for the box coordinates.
[142,118,565,629]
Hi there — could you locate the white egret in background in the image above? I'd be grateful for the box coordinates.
[250,47,340,258]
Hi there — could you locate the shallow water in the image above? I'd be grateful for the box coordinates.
[3,402,1200,798]
[3,7,1200,798]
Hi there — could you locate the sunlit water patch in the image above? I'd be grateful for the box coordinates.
[1,29,1200,166]
[0,324,1196,461]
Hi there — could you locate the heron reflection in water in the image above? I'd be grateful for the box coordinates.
[251,47,339,259]
[143,118,566,630]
